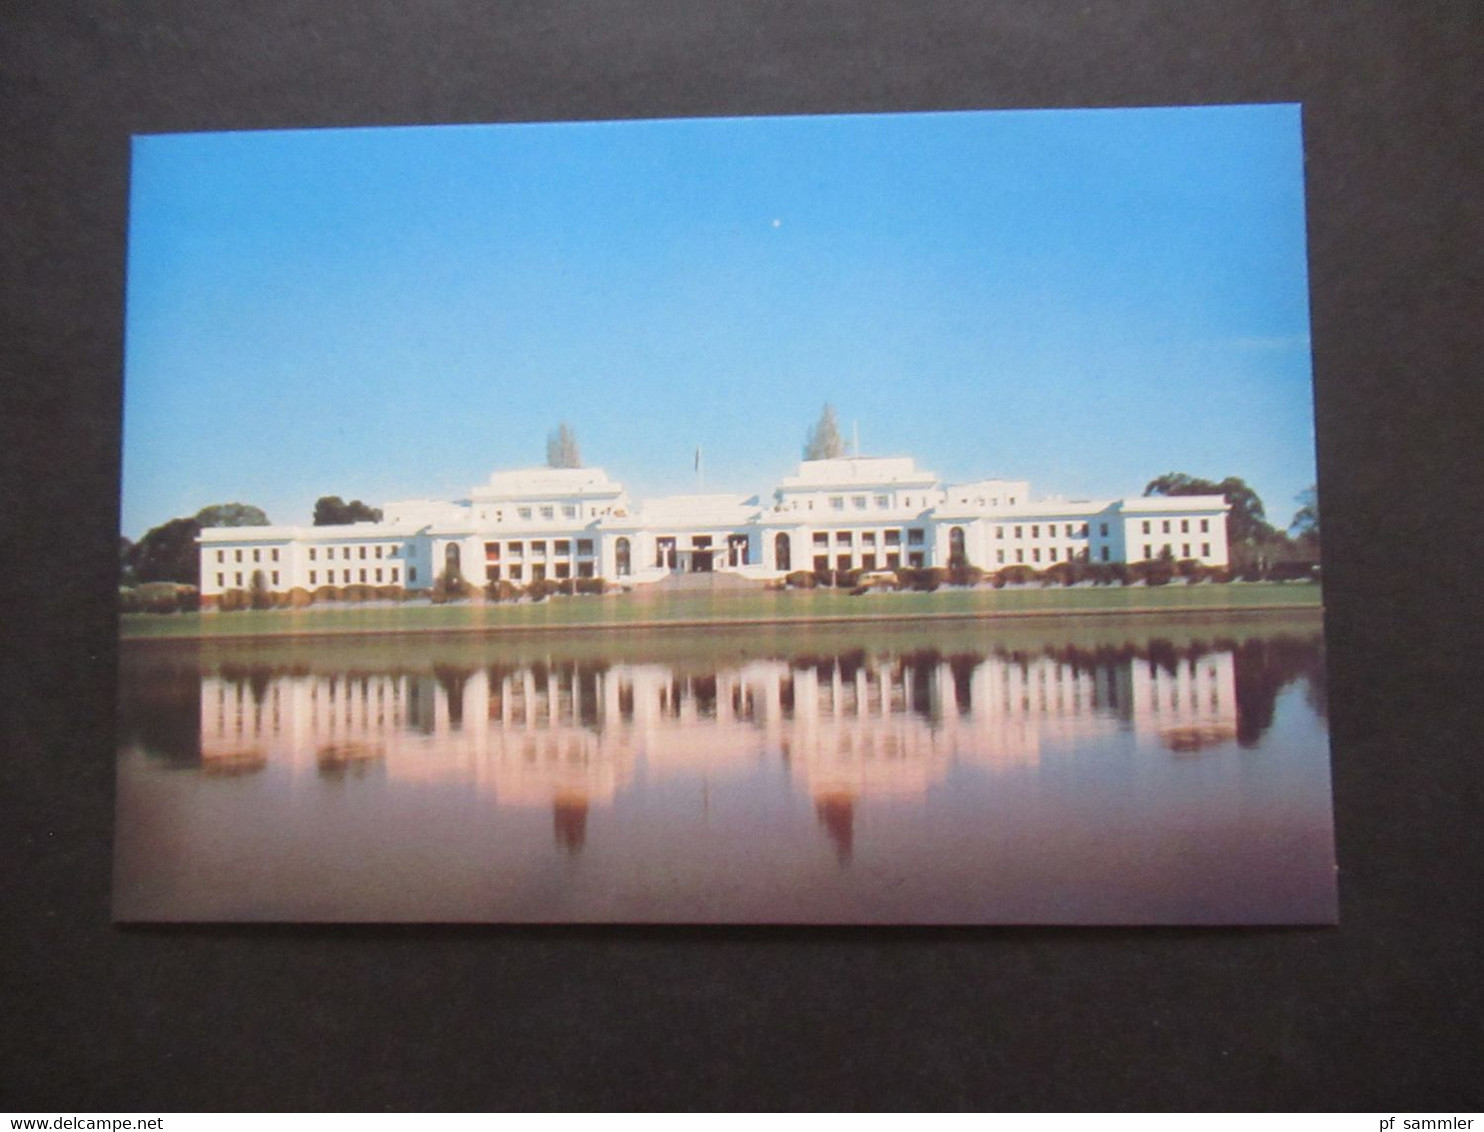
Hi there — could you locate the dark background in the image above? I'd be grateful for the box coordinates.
[3,1,1480,1112]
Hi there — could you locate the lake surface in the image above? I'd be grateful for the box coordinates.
[113,615,1336,923]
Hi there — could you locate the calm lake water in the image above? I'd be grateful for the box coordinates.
[113,615,1336,923]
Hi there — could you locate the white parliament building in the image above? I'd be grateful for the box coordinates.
[197,455,1230,605]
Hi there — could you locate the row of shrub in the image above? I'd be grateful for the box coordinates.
[780,558,1316,594]
[118,582,200,614]
[480,576,608,603]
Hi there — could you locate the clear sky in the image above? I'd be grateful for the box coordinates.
[121,105,1316,538]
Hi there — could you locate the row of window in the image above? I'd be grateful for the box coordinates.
[488,562,597,582]
[809,528,924,548]
[996,523,1097,540]
[1143,544,1212,560]
[215,547,280,564]
[214,567,412,588]
[996,547,1104,565]
[483,538,595,560]
[1142,518,1210,535]
[307,544,401,561]
[813,552,917,572]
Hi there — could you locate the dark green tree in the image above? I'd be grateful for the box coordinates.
[313,496,383,525]
[127,517,202,584]
[803,404,846,460]
[194,502,270,528]
[1290,485,1319,545]
[546,423,582,468]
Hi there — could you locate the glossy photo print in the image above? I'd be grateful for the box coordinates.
[114,106,1335,923]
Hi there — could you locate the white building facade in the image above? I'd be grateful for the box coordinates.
[197,456,1230,605]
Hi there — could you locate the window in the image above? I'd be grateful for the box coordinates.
[774,534,791,572]
[1032,548,1041,563]
[272,548,279,562]
[271,571,279,585]
[484,542,500,561]
[577,539,594,556]
[995,526,1004,539]
[235,549,242,563]
[540,506,554,520]
[1099,523,1108,537]
[508,565,521,580]
[1100,547,1110,562]
[1182,544,1191,558]
[554,540,570,556]
[235,572,243,586]
[375,546,383,559]
[907,528,925,545]
[216,550,224,563]
[509,541,523,556]
[875,495,889,509]
[1082,523,1090,536]
[835,531,852,545]
[996,550,1004,564]
[836,554,852,572]
[1015,550,1023,564]
[1143,545,1152,559]
[518,507,532,520]
[813,532,828,547]
[359,546,366,559]
[342,547,351,559]
[908,551,924,568]
[1200,519,1210,533]
[1202,543,1211,557]
[345,570,352,584]
[884,529,901,546]
[391,567,400,583]
[563,505,577,519]
[862,554,876,570]
[308,571,316,585]
[1048,547,1058,562]
[1162,520,1171,533]
[389,546,399,557]
[216,573,224,586]
[1141,521,1151,535]
[1181,519,1190,533]
[853,496,867,510]
[1031,525,1039,539]
[532,541,546,555]
[885,552,900,569]
[830,497,844,511]
[555,563,570,579]
[861,531,876,546]
[814,555,829,572]
[375,568,383,583]
[578,562,594,578]
[308,548,316,561]
[409,566,417,582]
[253,549,260,562]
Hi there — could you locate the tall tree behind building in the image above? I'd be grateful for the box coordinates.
[547,422,582,468]
[803,404,846,460]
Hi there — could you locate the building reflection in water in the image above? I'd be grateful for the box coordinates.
[197,643,1248,862]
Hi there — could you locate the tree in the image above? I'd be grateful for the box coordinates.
[1143,472,1275,546]
[126,517,202,584]
[1290,486,1319,544]
[194,502,270,528]
[546,423,581,468]
[313,496,383,526]
[803,404,846,460]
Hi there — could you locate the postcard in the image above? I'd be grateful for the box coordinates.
[114,106,1334,923]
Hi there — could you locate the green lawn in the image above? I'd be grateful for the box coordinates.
[120,581,1322,640]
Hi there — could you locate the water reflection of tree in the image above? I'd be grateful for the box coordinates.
[814,793,854,864]
[1224,636,1326,747]
[553,795,589,854]
[117,660,202,768]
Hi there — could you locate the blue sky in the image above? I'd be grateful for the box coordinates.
[121,105,1316,538]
